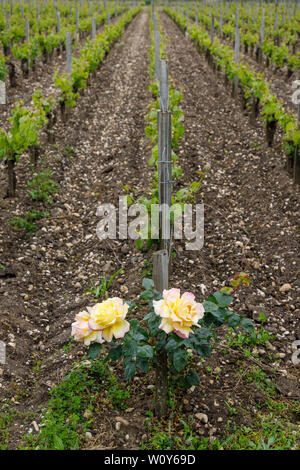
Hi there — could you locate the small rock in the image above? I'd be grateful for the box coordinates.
[85,432,92,439]
[32,421,39,432]
[279,284,292,293]
[195,413,208,424]
[83,409,93,419]
[103,262,113,273]
[115,416,129,427]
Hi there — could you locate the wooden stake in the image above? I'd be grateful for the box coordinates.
[153,250,169,419]
[92,17,96,39]
[154,30,160,81]
[158,60,172,250]
[294,102,300,184]
[66,32,72,74]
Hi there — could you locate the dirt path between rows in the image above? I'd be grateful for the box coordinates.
[0,10,152,449]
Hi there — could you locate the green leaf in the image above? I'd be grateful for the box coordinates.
[108,345,122,361]
[227,312,241,330]
[140,290,155,300]
[125,301,136,311]
[203,301,219,312]
[124,361,136,380]
[148,312,161,336]
[142,278,154,290]
[194,340,211,357]
[213,291,233,307]
[137,345,153,358]
[184,369,200,388]
[172,348,188,372]
[210,308,226,323]
[123,341,138,358]
[240,317,254,334]
[53,435,64,450]
[136,356,149,373]
[88,343,102,359]
[165,338,181,352]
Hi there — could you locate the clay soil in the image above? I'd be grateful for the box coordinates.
[0,9,299,450]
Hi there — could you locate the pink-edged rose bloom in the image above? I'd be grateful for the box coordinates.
[71,310,104,346]
[153,288,204,338]
[87,297,130,342]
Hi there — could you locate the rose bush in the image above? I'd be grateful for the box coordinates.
[71,274,253,390]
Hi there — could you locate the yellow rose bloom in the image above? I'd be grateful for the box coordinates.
[71,311,103,346]
[153,288,204,339]
[88,297,130,342]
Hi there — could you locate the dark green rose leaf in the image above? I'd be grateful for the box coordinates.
[136,356,149,373]
[172,348,188,372]
[142,278,154,291]
[124,361,136,380]
[108,345,122,361]
[184,369,200,388]
[227,312,241,329]
[137,345,153,358]
[213,291,234,307]
[203,301,219,312]
[88,342,102,359]
[241,317,254,333]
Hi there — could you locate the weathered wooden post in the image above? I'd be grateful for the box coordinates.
[92,17,96,39]
[186,0,189,30]
[152,58,172,423]
[294,99,300,184]
[25,17,30,73]
[210,14,214,45]
[57,11,61,33]
[4,11,10,55]
[153,250,169,418]
[233,2,240,98]
[158,59,172,251]
[257,5,264,63]
[154,30,160,81]
[66,32,72,74]
[274,1,280,45]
